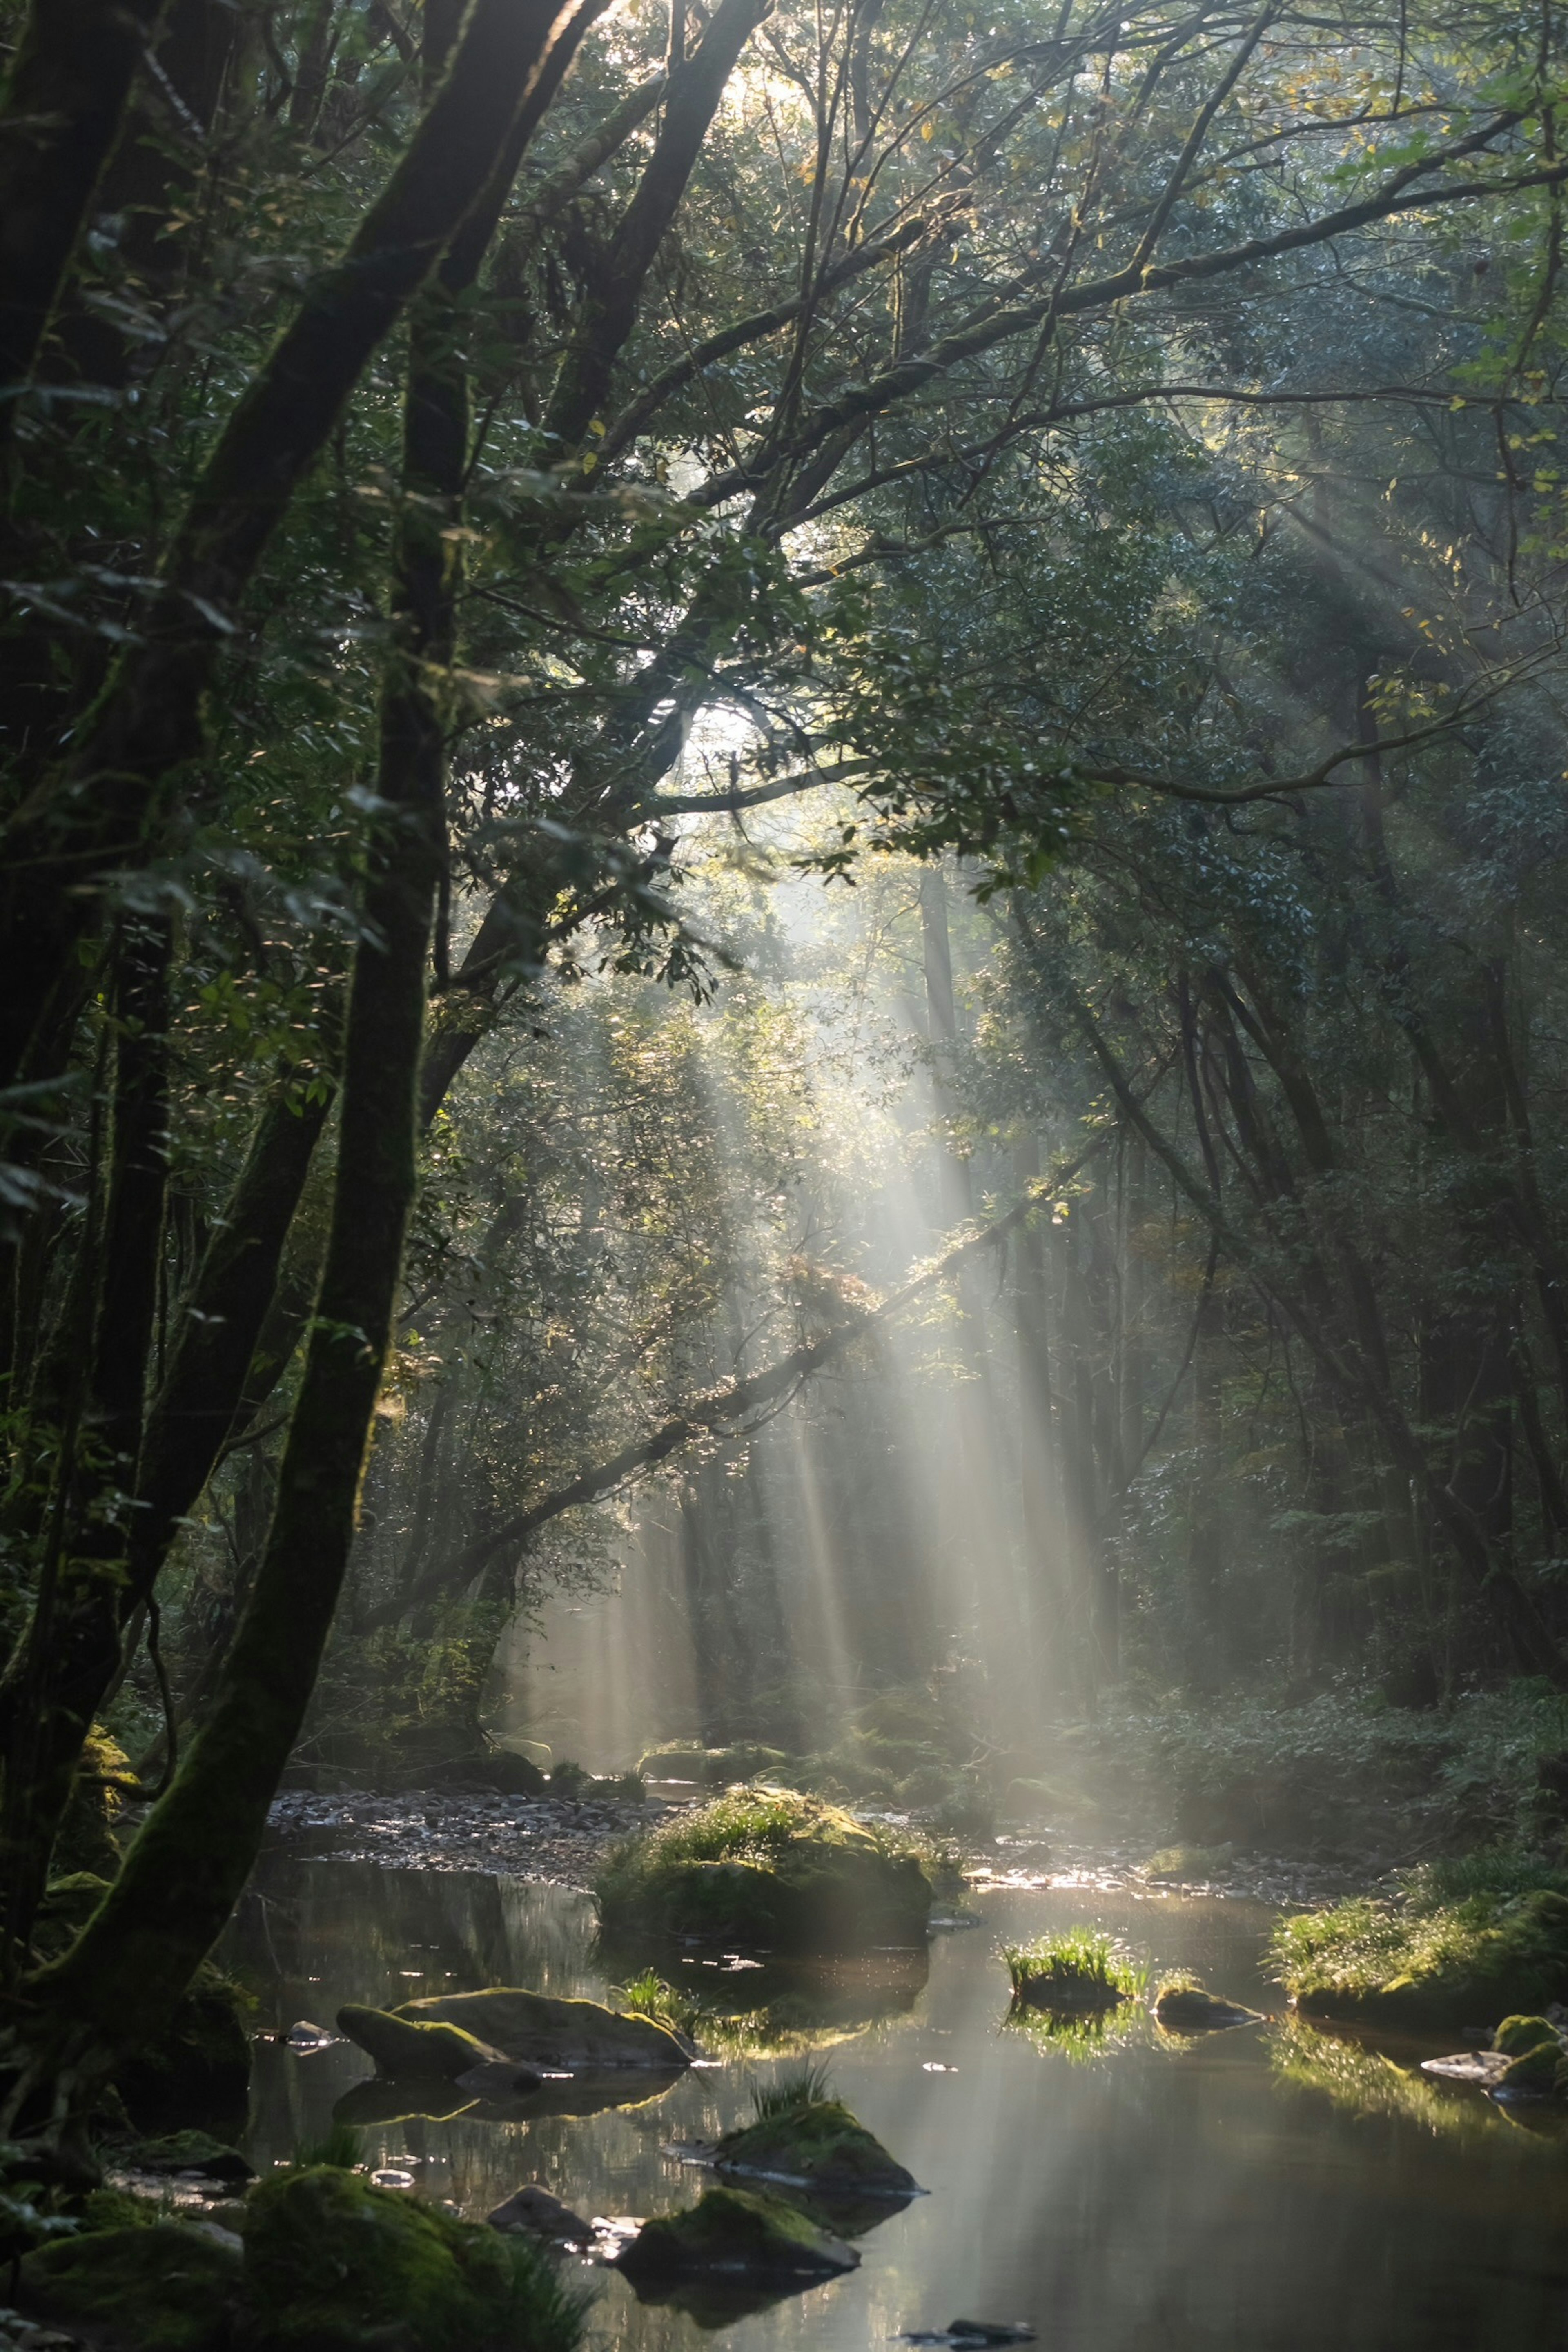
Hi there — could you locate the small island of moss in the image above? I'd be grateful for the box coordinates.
[595,1785,933,1951]
[1270,1857,1568,2033]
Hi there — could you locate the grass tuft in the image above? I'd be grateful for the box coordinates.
[292,2124,363,2171]
[612,1969,699,2037]
[747,2059,834,2123]
[502,2225,594,2352]
[1003,1926,1146,2008]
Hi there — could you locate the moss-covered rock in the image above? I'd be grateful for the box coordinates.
[596,1787,932,1952]
[1152,1982,1261,2031]
[616,2185,858,2283]
[1272,1880,1568,2031]
[115,1969,252,2134]
[637,1743,788,1785]
[391,1987,689,2070]
[56,1727,133,1879]
[241,2165,579,2352]
[21,2222,241,2352]
[1498,2039,1563,2093]
[336,2005,506,2080]
[713,2098,916,2198]
[1493,2013,1559,2056]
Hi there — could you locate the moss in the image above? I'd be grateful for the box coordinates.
[56,1727,134,1879]
[114,1967,252,2134]
[34,1871,115,1961]
[636,1744,789,1786]
[1493,2013,1560,2056]
[1271,1879,1568,2031]
[1151,1980,1260,2030]
[80,2187,163,2231]
[390,1987,689,2069]
[714,2094,916,2197]
[242,2165,584,2352]
[21,2222,240,2352]
[1498,2040,1563,2092]
[336,2004,502,2080]
[595,1787,932,1952]
[616,2185,857,2281]
[1143,1844,1235,1883]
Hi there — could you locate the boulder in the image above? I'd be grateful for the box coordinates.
[392,1988,690,2070]
[1152,1984,1262,2031]
[596,1788,932,1953]
[240,2164,547,2352]
[1497,2039,1564,2094]
[20,2223,241,2352]
[1493,2012,1561,2056]
[486,2187,590,2245]
[713,2099,917,2199]
[421,1750,546,1796]
[336,2005,506,2081]
[616,2185,858,2283]
[1420,2050,1512,2085]
[114,1970,252,2135]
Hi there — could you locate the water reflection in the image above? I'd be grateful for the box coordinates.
[225,1860,1568,2352]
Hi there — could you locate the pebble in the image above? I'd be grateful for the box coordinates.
[266,1788,661,1889]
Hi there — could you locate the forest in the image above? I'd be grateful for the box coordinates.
[4,0,1568,2345]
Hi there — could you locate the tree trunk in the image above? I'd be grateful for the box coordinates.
[0,0,169,441]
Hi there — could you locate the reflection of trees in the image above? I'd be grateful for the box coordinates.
[226,1858,604,2027]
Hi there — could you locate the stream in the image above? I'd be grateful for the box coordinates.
[224,1855,1568,2352]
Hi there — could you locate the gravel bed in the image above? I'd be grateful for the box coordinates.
[264,1786,661,1889]
[266,1792,1374,1911]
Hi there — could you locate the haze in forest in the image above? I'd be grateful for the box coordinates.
[3,0,1568,2296]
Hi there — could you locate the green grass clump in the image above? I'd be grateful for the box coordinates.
[1003,1926,1146,2010]
[1270,1852,1568,2030]
[748,2060,834,2123]
[292,2123,364,2172]
[613,1971,699,2038]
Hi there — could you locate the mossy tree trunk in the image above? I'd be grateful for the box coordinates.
[2,0,594,2111]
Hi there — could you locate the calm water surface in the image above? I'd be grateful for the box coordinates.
[225,1856,1568,2352]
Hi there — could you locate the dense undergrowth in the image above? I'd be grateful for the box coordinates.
[1022,1681,1568,1862]
[1270,1851,1568,2029]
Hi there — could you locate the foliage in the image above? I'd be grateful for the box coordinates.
[292,2125,364,2172]
[1270,1862,1568,2029]
[4,0,1568,2127]
[1003,1928,1146,2009]
[746,2061,835,2125]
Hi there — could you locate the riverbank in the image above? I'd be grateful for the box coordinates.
[265,1788,1376,1909]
